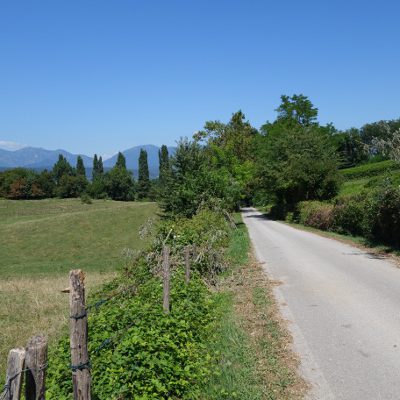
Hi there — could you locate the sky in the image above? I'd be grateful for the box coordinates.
[0,0,399,157]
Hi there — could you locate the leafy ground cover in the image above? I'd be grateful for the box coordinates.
[0,199,158,379]
[43,209,304,399]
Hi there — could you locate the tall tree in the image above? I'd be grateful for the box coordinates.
[52,154,74,184]
[158,145,170,183]
[92,154,99,180]
[116,152,127,170]
[76,156,86,177]
[98,156,104,175]
[138,149,150,199]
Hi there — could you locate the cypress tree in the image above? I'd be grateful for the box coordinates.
[98,156,104,175]
[92,154,99,180]
[76,156,86,177]
[138,149,150,199]
[158,145,170,183]
[116,152,127,170]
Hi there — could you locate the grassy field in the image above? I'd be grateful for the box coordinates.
[0,199,158,378]
[338,160,400,197]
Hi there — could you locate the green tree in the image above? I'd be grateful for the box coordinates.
[194,110,258,204]
[137,149,150,199]
[104,167,135,201]
[257,124,340,212]
[52,155,74,184]
[98,156,104,175]
[158,145,170,183]
[76,156,86,177]
[115,152,127,170]
[92,154,99,180]
[160,139,240,217]
[274,94,318,127]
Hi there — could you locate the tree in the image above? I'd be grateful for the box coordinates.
[104,166,135,201]
[158,145,170,183]
[115,152,127,170]
[160,139,240,217]
[76,156,86,177]
[98,156,104,175]
[274,94,318,127]
[194,110,258,204]
[257,124,340,211]
[52,154,74,184]
[137,149,150,199]
[92,154,99,180]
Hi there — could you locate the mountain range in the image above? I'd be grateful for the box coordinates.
[0,144,176,178]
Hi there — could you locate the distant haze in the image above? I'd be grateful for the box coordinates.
[0,144,176,178]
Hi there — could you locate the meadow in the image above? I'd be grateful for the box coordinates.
[0,199,158,378]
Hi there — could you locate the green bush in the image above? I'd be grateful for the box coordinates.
[372,185,400,247]
[295,201,334,231]
[46,208,234,399]
[340,160,400,180]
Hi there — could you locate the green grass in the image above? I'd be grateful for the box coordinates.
[338,160,400,197]
[0,198,158,379]
[202,214,304,399]
[0,198,158,277]
[340,159,400,180]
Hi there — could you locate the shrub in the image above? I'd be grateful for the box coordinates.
[331,195,371,236]
[295,201,334,231]
[80,193,93,204]
[372,185,400,247]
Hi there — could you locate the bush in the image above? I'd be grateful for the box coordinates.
[295,201,334,231]
[331,195,371,236]
[80,193,93,204]
[372,185,400,247]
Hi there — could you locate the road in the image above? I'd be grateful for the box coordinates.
[242,208,400,400]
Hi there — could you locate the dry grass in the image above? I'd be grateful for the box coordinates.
[0,271,115,378]
[224,254,308,399]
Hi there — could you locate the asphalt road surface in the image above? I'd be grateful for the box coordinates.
[242,208,400,400]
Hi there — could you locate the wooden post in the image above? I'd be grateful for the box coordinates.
[4,348,25,400]
[69,270,91,400]
[162,246,170,313]
[25,335,47,400]
[185,246,190,285]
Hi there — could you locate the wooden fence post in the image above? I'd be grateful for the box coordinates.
[25,335,47,400]
[4,348,25,400]
[69,270,91,400]
[185,246,190,285]
[163,246,170,313]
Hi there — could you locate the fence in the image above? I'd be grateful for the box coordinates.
[1,245,195,400]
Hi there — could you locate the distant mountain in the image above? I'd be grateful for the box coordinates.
[0,147,92,169]
[103,144,176,177]
[0,144,176,178]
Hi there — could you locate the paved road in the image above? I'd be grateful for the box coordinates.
[242,208,400,400]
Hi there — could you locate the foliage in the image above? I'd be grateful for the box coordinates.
[56,175,87,198]
[115,152,127,169]
[0,168,55,199]
[104,165,135,201]
[80,193,93,204]
[257,124,341,208]
[52,155,74,185]
[158,145,171,186]
[137,149,151,199]
[46,208,234,399]
[194,111,258,204]
[160,139,241,217]
[273,93,318,127]
[76,156,86,177]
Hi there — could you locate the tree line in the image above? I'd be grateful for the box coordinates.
[2,94,399,214]
[0,146,171,201]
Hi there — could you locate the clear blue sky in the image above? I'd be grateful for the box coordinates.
[1,0,399,157]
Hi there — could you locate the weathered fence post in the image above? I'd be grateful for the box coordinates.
[4,348,25,400]
[69,270,91,400]
[163,246,170,313]
[25,335,47,400]
[185,246,190,285]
